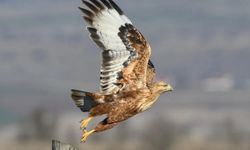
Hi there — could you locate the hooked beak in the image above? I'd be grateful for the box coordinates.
[165,84,173,92]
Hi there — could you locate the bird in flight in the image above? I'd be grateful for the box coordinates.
[71,0,173,142]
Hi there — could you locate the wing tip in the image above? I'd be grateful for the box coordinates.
[78,7,94,18]
[90,0,105,10]
[87,27,97,33]
[81,0,99,13]
[87,27,100,40]
[83,16,93,25]
[100,0,112,9]
[108,0,124,15]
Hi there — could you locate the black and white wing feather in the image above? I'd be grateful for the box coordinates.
[79,0,140,95]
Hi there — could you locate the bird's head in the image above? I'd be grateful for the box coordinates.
[151,81,173,94]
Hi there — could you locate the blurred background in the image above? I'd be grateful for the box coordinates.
[0,0,250,149]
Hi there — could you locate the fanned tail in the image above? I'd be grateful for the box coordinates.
[71,89,97,112]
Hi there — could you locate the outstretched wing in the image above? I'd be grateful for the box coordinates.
[79,0,151,95]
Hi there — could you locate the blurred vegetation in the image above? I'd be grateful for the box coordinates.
[18,108,58,141]
[2,108,245,150]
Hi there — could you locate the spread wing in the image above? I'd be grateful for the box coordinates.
[79,0,152,95]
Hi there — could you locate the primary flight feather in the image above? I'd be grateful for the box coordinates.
[71,0,173,142]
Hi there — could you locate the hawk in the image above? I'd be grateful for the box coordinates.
[71,0,173,142]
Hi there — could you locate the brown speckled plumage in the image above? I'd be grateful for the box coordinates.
[71,0,173,142]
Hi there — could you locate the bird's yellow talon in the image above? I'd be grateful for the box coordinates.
[81,129,95,143]
[80,117,93,130]
[82,129,88,134]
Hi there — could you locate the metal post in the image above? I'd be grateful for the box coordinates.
[52,140,77,150]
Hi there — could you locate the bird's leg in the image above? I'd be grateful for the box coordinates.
[80,118,118,142]
[80,116,93,130]
[94,118,118,132]
[81,129,95,143]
